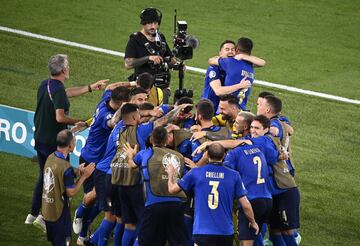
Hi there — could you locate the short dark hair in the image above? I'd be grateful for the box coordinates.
[219,40,235,51]
[258,91,274,99]
[176,96,193,114]
[207,143,225,161]
[56,129,74,148]
[264,95,282,114]
[137,72,154,90]
[237,37,253,54]
[151,126,168,146]
[130,87,147,97]
[219,94,239,106]
[121,103,139,118]
[111,86,130,103]
[139,102,155,111]
[196,99,214,120]
[253,115,270,129]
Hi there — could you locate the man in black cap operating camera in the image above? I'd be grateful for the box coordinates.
[124,7,177,104]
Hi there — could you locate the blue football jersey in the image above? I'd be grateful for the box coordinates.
[96,120,124,173]
[201,65,225,113]
[219,57,254,110]
[81,90,115,163]
[224,143,272,201]
[178,163,247,235]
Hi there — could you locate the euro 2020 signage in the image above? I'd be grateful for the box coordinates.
[0,104,88,167]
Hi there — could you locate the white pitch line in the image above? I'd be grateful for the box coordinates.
[1,25,359,105]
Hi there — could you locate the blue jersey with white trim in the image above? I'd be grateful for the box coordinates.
[224,143,272,201]
[178,163,247,235]
[81,90,115,163]
[201,65,225,113]
[219,57,254,110]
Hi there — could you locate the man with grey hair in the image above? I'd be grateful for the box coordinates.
[25,54,108,232]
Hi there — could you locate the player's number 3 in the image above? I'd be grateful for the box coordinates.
[208,181,220,209]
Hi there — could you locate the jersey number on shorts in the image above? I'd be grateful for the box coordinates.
[253,156,265,184]
[208,181,219,209]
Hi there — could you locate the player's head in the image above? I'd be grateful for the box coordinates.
[251,115,270,138]
[140,8,162,36]
[195,99,214,124]
[48,54,69,79]
[257,91,274,109]
[56,129,75,152]
[234,111,255,135]
[175,96,193,121]
[236,37,253,55]
[151,126,168,146]
[207,143,226,162]
[121,103,141,124]
[219,40,236,58]
[130,87,148,106]
[111,86,131,110]
[219,94,239,121]
[257,95,282,116]
[137,72,154,93]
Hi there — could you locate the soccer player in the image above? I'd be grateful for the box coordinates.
[256,96,300,246]
[201,40,250,113]
[166,143,259,246]
[123,126,188,245]
[224,138,273,246]
[72,85,130,243]
[209,37,266,110]
[41,129,95,246]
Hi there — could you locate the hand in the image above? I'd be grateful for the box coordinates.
[190,131,206,142]
[165,162,176,176]
[82,163,95,178]
[78,163,86,176]
[239,76,251,89]
[91,79,109,91]
[190,125,201,132]
[192,141,211,156]
[149,55,163,65]
[123,142,138,159]
[150,107,164,118]
[184,157,197,169]
[70,121,87,133]
[166,123,180,132]
[248,221,259,235]
[234,54,246,60]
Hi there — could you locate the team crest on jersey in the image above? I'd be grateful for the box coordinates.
[209,70,217,79]
[43,167,55,194]
[162,153,181,174]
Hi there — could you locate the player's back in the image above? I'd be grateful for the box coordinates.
[225,144,272,201]
[190,164,244,235]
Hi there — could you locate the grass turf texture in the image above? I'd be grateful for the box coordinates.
[0,0,360,100]
[0,1,360,245]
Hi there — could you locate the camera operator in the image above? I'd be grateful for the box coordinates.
[124,7,177,104]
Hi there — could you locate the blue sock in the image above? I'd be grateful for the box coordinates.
[122,228,137,246]
[133,238,138,246]
[114,222,124,246]
[80,204,101,237]
[76,202,89,218]
[269,234,286,246]
[254,233,264,246]
[283,234,297,246]
[90,226,101,244]
[184,216,194,246]
[261,224,267,238]
[97,219,115,246]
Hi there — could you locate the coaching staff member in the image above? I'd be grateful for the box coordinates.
[124,7,177,104]
[25,54,107,231]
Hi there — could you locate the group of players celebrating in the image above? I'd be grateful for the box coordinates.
[26,7,301,246]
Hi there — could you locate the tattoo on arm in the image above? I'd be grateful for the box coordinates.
[154,107,182,127]
[205,131,228,141]
[125,57,149,68]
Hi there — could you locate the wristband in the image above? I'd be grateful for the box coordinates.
[88,84,92,93]
[130,81,137,87]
